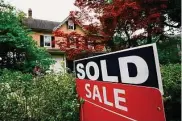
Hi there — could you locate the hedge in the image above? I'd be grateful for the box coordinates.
[0,63,180,121]
[0,69,79,121]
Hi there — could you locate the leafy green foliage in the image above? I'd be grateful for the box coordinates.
[161,64,181,121]
[0,69,33,120]
[0,1,54,72]
[0,69,79,121]
[157,36,181,64]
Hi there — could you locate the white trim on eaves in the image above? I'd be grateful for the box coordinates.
[53,16,70,31]
[53,15,88,33]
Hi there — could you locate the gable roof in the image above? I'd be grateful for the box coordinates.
[23,18,60,32]
[53,15,104,37]
[53,15,86,32]
[53,16,70,31]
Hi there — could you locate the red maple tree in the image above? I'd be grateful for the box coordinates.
[54,0,167,60]
[74,0,167,48]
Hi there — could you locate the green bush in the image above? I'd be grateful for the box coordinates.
[0,63,180,121]
[161,63,181,121]
[0,69,79,121]
[157,36,181,64]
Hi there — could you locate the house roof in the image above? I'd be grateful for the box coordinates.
[53,15,87,32]
[53,16,70,31]
[53,16,105,39]
[23,18,60,32]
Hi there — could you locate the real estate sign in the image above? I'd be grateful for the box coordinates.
[74,43,166,121]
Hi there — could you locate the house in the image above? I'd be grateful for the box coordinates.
[23,9,66,73]
[24,9,106,72]
[53,15,106,71]
[53,15,106,51]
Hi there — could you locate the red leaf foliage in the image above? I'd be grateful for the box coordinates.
[53,28,105,60]
[74,0,167,46]
[55,0,167,59]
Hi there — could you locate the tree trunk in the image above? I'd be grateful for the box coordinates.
[147,26,152,44]
[124,26,131,47]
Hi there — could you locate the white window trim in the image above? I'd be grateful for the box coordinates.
[87,0,101,4]
[44,35,52,48]
[68,20,75,30]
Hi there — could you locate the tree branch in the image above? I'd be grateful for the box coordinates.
[164,22,181,28]
[0,30,9,35]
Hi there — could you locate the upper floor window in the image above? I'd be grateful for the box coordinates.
[87,0,103,4]
[44,35,52,47]
[88,41,94,50]
[40,35,55,48]
[69,36,77,48]
[67,20,75,30]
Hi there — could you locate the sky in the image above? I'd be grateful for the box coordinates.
[4,0,78,22]
[4,0,180,35]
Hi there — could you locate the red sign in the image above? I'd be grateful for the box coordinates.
[76,79,166,121]
[74,44,166,121]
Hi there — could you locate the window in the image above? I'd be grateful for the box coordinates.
[44,35,52,47]
[40,35,55,48]
[88,41,94,50]
[68,20,75,30]
[87,0,103,4]
[69,36,77,48]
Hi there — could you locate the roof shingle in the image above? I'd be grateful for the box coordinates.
[23,18,60,32]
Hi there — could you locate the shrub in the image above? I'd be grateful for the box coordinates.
[0,69,79,121]
[161,63,181,121]
[157,36,181,64]
[0,63,180,121]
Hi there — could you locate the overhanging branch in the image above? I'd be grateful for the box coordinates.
[164,22,181,28]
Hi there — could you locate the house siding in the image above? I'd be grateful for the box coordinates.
[30,31,66,73]
[55,23,86,48]
[56,23,86,35]
[31,32,60,49]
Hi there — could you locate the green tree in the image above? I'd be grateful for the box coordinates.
[0,0,54,72]
[157,36,181,64]
[161,64,181,121]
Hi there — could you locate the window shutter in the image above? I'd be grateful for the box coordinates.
[76,38,78,48]
[40,35,44,47]
[66,21,68,29]
[85,40,88,49]
[74,23,76,30]
[51,36,55,48]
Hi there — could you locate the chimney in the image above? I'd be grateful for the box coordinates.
[28,8,32,18]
